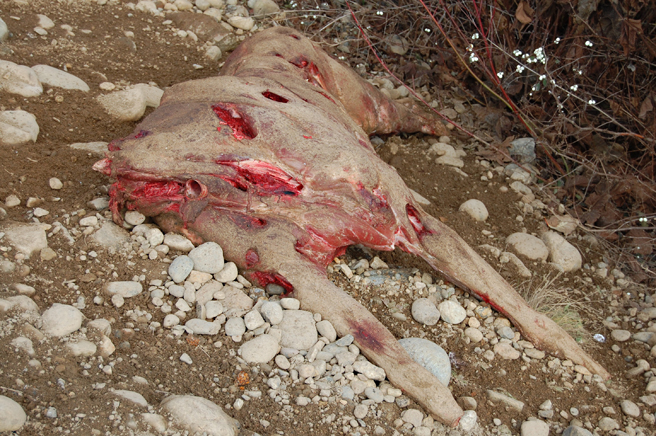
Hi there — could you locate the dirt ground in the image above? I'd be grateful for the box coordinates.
[0,1,654,435]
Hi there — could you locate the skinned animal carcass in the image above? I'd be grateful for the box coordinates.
[94,26,608,427]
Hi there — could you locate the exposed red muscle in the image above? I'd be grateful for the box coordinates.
[132,130,150,139]
[251,271,294,294]
[133,181,184,199]
[357,183,389,212]
[245,248,260,268]
[211,104,257,140]
[107,140,123,152]
[217,159,303,196]
[262,91,289,103]
[406,204,433,237]
[92,158,112,176]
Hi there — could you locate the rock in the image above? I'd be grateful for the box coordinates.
[104,281,143,298]
[31,65,90,91]
[98,335,115,358]
[279,310,317,350]
[132,84,163,107]
[205,45,222,61]
[458,396,477,410]
[506,233,549,261]
[195,0,211,10]
[214,262,238,282]
[160,395,239,436]
[87,318,112,336]
[280,297,300,310]
[243,310,265,330]
[185,318,221,335]
[11,337,34,356]
[169,255,194,283]
[486,390,524,412]
[188,242,224,273]
[497,326,515,340]
[112,389,149,407]
[370,256,388,269]
[174,0,193,10]
[66,340,97,357]
[494,342,521,359]
[611,329,631,342]
[499,251,532,278]
[141,412,167,432]
[524,348,545,359]
[465,327,483,343]
[508,138,536,163]
[620,400,640,417]
[316,320,337,342]
[97,88,147,121]
[401,408,423,427]
[386,34,409,55]
[11,283,35,296]
[541,231,582,272]
[436,155,464,167]
[0,395,27,432]
[399,338,451,386]
[69,141,109,155]
[260,301,283,325]
[224,317,246,337]
[0,110,39,146]
[562,426,593,436]
[411,298,440,325]
[353,361,386,381]
[41,303,83,337]
[437,300,466,324]
[164,233,195,251]
[545,214,579,235]
[239,334,280,363]
[0,60,43,97]
[40,247,56,260]
[0,17,8,42]
[459,410,477,432]
[221,285,253,312]
[459,199,488,221]
[163,314,180,328]
[3,296,39,314]
[252,0,280,16]
[124,211,145,226]
[521,420,549,436]
[227,16,255,31]
[91,222,130,250]
[597,417,619,431]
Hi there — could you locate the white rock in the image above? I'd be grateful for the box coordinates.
[506,232,549,261]
[79,216,98,227]
[3,222,48,258]
[136,1,160,15]
[188,242,224,274]
[104,281,143,298]
[0,60,43,97]
[611,329,631,342]
[174,0,194,10]
[205,45,222,61]
[244,310,265,330]
[521,419,549,436]
[411,298,440,325]
[41,303,83,337]
[0,18,8,42]
[132,84,163,107]
[252,0,280,15]
[124,210,145,226]
[316,320,337,342]
[353,361,386,381]
[91,221,130,250]
[69,141,109,155]
[280,298,300,310]
[11,337,34,356]
[224,317,246,337]
[437,300,466,324]
[112,389,149,407]
[48,177,63,190]
[163,314,180,328]
[620,400,640,417]
[436,155,464,167]
[205,301,224,319]
[164,233,195,252]
[66,340,97,357]
[141,413,167,432]
[161,395,239,435]
[239,334,280,363]
[87,318,112,336]
[279,310,317,350]
[227,16,254,31]
[31,65,90,91]
[221,286,253,312]
[185,318,221,335]
[145,227,164,247]
[214,262,238,283]
[401,409,424,427]
[0,110,39,146]
[494,342,521,359]
[260,301,283,325]
[541,231,582,272]
[464,327,483,343]
[0,395,27,432]
[459,199,488,221]
[97,88,147,122]
[370,256,388,269]
[486,390,524,412]
[169,255,194,283]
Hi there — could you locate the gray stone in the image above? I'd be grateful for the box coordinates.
[486,390,524,412]
[31,65,90,91]
[316,320,337,342]
[494,342,521,359]
[280,310,317,350]
[524,348,545,359]
[169,256,194,283]
[227,16,254,31]
[260,301,283,325]
[252,0,280,16]
[497,326,515,339]
[66,340,97,357]
[280,298,300,310]
[365,387,384,402]
[399,337,451,386]
[521,420,549,436]
[506,233,549,261]
[0,395,26,432]
[0,18,8,42]
[620,400,640,417]
[611,329,631,342]
[0,110,40,146]
[562,426,593,436]
[353,361,386,381]
[188,242,224,274]
[185,318,221,335]
[97,88,147,122]
[243,310,265,330]
[224,317,246,337]
[104,281,143,298]
[459,410,477,432]
[411,298,441,325]
[41,303,83,337]
[0,60,42,97]
[112,389,148,407]
[465,327,483,343]
[597,417,619,431]
[509,137,536,163]
[160,395,239,435]
[69,141,109,155]
[239,334,280,363]
[164,233,195,252]
[3,295,39,314]
[541,231,582,272]
[11,337,34,356]
[459,199,488,221]
[220,285,253,313]
[214,262,238,283]
[401,408,424,427]
[131,84,163,107]
[437,300,466,324]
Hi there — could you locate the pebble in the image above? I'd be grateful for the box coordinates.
[562,426,593,436]
[521,419,549,436]
[597,417,619,431]
[280,310,317,349]
[353,361,386,381]
[239,334,280,363]
[541,231,582,272]
[0,395,27,431]
[124,210,146,226]
[459,410,477,431]
[227,16,254,31]
[112,390,148,408]
[66,340,97,357]
[169,255,194,283]
[104,281,143,298]
[41,303,83,337]
[280,298,300,310]
[161,395,238,434]
[188,242,224,273]
[399,338,451,386]
[260,301,283,325]
[611,329,631,342]
[411,298,441,325]
[163,314,180,328]
[31,65,90,91]
[437,300,466,324]
[486,390,524,412]
[97,88,147,122]
[401,409,424,427]
[496,326,515,339]
[0,60,43,97]
[316,320,337,342]
[224,317,246,337]
[365,387,384,402]
[494,342,521,359]
[180,353,193,364]
[505,232,549,261]
[459,199,489,221]
[185,318,220,335]
[620,400,640,417]
[243,310,265,330]
[163,233,195,251]
[214,261,238,282]
[49,177,63,190]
